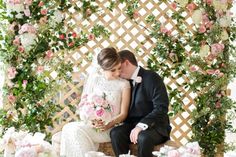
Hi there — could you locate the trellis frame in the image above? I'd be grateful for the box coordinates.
[49,0,198,146]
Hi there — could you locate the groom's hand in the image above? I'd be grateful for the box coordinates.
[130,126,142,144]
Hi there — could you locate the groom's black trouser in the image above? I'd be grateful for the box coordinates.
[110,123,168,157]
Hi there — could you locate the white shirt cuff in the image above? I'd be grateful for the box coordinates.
[136,123,148,130]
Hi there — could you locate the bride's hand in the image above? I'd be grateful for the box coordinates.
[92,119,105,129]
[100,121,113,131]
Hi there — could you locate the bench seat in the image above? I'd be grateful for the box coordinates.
[98,140,179,156]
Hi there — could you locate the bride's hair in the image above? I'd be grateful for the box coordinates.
[97,47,121,70]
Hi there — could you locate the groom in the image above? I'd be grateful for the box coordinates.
[110,50,171,157]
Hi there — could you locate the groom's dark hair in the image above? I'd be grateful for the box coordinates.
[118,50,138,66]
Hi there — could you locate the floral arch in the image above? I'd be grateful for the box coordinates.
[0,0,235,156]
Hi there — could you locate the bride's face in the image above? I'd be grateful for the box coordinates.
[103,63,121,80]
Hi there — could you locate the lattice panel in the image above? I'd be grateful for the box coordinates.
[49,0,196,146]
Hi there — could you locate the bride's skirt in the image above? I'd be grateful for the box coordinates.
[60,121,111,157]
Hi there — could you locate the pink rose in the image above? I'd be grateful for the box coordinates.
[133,11,140,19]
[171,2,177,9]
[24,9,31,17]
[25,0,33,6]
[45,50,53,60]
[88,34,95,40]
[7,67,17,79]
[190,65,198,72]
[68,42,74,47]
[214,69,220,75]
[215,101,221,108]
[160,26,169,34]
[72,32,77,38]
[13,37,20,46]
[206,69,215,75]
[40,9,47,15]
[8,94,16,104]
[96,107,105,117]
[59,34,65,40]
[22,80,28,89]
[206,53,215,61]
[36,66,44,74]
[86,9,92,16]
[18,46,25,53]
[186,3,196,12]
[199,25,206,33]
[218,72,224,77]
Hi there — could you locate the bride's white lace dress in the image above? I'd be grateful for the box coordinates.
[60,74,130,157]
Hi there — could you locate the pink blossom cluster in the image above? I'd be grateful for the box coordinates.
[78,93,113,124]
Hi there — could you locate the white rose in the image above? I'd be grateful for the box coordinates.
[220,29,229,40]
[52,10,64,23]
[49,10,64,27]
[192,10,203,25]
[213,0,228,11]
[6,3,24,13]
[20,33,37,51]
[199,45,210,58]
[175,0,188,7]
[219,16,231,27]
[6,3,24,18]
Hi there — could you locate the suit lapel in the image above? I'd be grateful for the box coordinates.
[130,67,144,110]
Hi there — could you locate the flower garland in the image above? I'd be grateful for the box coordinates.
[141,0,236,156]
[0,0,110,138]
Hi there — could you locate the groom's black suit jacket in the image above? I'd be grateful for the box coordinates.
[124,67,171,138]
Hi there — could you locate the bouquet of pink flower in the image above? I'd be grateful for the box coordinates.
[78,92,113,125]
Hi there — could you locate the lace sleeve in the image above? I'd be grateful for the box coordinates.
[121,79,130,89]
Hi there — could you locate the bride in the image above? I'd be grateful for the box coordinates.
[60,47,131,157]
